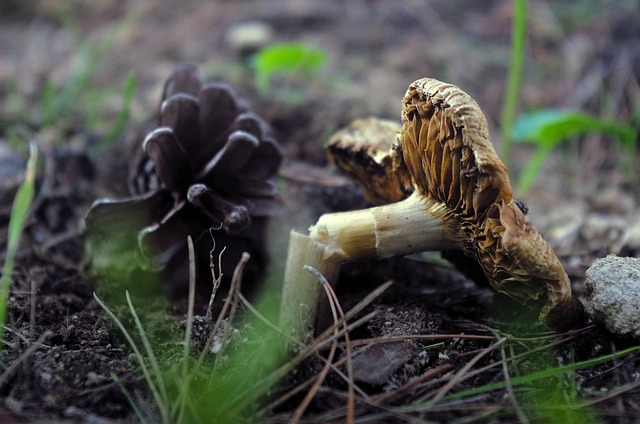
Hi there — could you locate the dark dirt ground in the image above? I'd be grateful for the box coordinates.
[1,0,640,422]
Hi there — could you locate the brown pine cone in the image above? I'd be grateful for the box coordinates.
[85,65,283,298]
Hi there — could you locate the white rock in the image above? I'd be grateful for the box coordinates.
[585,255,640,340]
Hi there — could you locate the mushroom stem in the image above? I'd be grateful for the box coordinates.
[281,231,346,340]
[280,191,465,340]
[310,192,464,260]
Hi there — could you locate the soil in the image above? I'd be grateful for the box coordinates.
[1,0,640,422]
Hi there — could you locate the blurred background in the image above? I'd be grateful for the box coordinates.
[1,2,640,421]
[1,0,639,267]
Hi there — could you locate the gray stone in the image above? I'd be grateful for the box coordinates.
[585,255,640,340]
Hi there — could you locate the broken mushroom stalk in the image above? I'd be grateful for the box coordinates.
[281,78,583,340]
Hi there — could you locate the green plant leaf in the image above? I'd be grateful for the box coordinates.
[253,42,326,75]
[251,43,326,95]
[513,109,636,148]
[512,108,638,192]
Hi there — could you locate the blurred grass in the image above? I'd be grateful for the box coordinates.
[94,248,288,423]
[513,108,638,192]
[0,143,37,350]
[499,0,527,169]
[3,6,138,153]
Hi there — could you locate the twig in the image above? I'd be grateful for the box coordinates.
[499,340,529,423]
[213,252,250,371]
[198,251,247,365]
[206,228,226,320]
[0,330,52,389]
[2,325,28,346]
[304,265,355,424]
[580,379,640,408]
[419,337,507,410]
[373,363,455,404]
[451,334,582,389]
[237,281,393,413]
[176,236,198,423]
[308,280,394,352]
[29,278,36,347]
[337,333,495,349]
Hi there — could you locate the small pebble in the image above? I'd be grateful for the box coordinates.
[224,21,273,57]
[350,341,417,386]
[585,255,640,340]
[616,214,640,256]
[0,141,25,180]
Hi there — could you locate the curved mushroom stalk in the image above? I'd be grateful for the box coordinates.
[309,191,463,260]
[281,78,583,340]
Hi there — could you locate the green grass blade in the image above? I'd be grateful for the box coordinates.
[93,73,138,152]
[516,143,554,192]
[111,372,149,424]
[41,16,128,128]
[40,80,58,126]
[440,345,640,403]
[398,345,639,415]
[93,292,170,424]
[0,143,38,349]
[499,0,527,168]
[125,291,169,410]
[43,42,94,126]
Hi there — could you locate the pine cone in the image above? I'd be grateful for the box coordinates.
[85,65,283,293]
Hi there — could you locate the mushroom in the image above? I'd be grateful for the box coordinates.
[326,117,412,205]
[281,78,583,339]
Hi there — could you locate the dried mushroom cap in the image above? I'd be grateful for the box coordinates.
[402,79,512,215]
[327,118,413,204]
[86,64,282,276]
